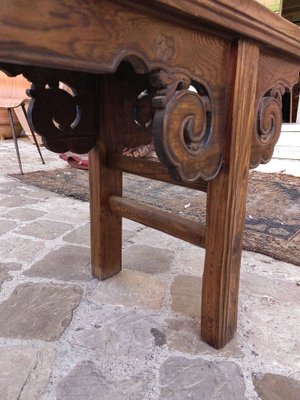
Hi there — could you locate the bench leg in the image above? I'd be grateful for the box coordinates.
[201,40,260,348]
[89,75,123,280]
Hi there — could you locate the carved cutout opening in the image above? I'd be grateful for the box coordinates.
[133,89,153,128]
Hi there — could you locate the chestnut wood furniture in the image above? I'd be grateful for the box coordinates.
[0,0,299,349]
[0,72,44,173]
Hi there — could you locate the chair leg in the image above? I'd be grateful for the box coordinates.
[8,108,24,175]
[20,103,45,164]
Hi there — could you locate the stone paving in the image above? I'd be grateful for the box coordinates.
[0,137,299,399]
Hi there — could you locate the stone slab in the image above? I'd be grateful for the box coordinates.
[242,301,300,368]
[23,190,56,199]
[25,245,91,281]
[89,270,166,310]
[72,310,162,358]
[166,319,244,358]
[57,361,154,400]
[0,261,22,270]
[17,220,73,240]
[0,267,11,287]
[2,207,46,221]
[170,275,202,318]
[253,373,300,400]
[0,283,82,340]
[0,219,17,234]
[159,357,245,399]
[176,244,205,276]
[123,229,135,242]
[241,272,300,303]
[63,224,90,246]
[0,196,38,207]
[123,245,172,274]
[0,237,45,262]
[0,345,54,400]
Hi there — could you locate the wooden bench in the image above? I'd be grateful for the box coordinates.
[0,0,299,349]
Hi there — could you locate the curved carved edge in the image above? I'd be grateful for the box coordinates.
[250,81,289,168]
[150,70,222,183]
[0,63,98,154]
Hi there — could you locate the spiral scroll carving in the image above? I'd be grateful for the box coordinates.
[27,75,97,153]
[151,71,218,183]
[0,63,98,154]
[251,83,286,168]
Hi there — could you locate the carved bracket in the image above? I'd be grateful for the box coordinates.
[150,70,220,183]
[250,82,287,168]
[0,63,98,154]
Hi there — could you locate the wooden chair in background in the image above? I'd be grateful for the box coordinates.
[0,71,44,174]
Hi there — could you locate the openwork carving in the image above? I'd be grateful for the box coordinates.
[150,70,217,183]
[0,63,98,154]
[251,82,286,168]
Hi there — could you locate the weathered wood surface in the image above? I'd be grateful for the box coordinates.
[0,0,299,72]
[0,0,299,349]
[111,154,208,192]
[202,40,260,348]
[89,75,123,280]
[109,195,206,248]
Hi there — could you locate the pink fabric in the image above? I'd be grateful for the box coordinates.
[59,153,89,170]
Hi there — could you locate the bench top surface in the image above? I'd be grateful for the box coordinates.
[136,0,300,58]
[0,0,299,73]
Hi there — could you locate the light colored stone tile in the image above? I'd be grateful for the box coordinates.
[253,373,300,400]
[0,237,45,263]
[123,229,135,242]
[170,275,202,318]
[25,245,91,281]
[89,270,166,310]
[72,310,163,358]
[57,361,154,400]
[123,245,172,274]
[47,209,88,224]
[241,272,300,303]
[0,219,17,234]
[0,283,82,340]
[63,224,90,246]
[134,226,182,250]
[0,261,22,270]
[0,267,11,287]
[166,319,244,358]
[2,207,46,221]
[242,301,300,368]
[176,244,205,276]
[23,190,56,199]
[122,218,144,232]
[242,251,300,280]
[0,345,54,400]
[17,220,73,240]
[159,357,245,399]
[0,196,38,207]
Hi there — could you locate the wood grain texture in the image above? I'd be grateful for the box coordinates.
[134,0,300,58]
[0,0,231,75]
[109,195,206,248]
[0,0,299,350]
[201,40,260,349]
[89,75,123,280]
[110,154,208,192]
[250,50,300,167]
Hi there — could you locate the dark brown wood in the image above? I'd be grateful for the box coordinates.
[109,195,206,248]
[89,75,123,280]
[110,154,208,192]
[201,40,260,348]
[250,51,300,167]
[0,0,299,350]
[0,0,299,73]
